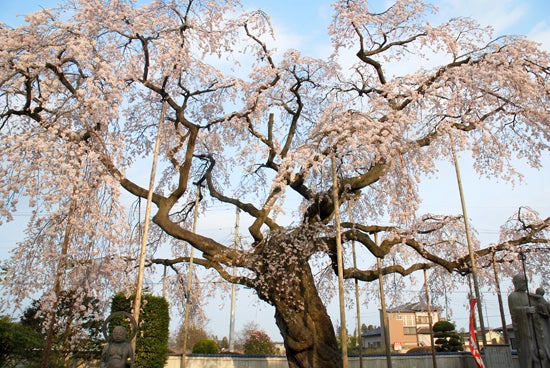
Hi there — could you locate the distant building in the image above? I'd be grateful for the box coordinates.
[273,341,286,355]
[362,301,441,352]
[482,325,513,348]
[362,327,382,350]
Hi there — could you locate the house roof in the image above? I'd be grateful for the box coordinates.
[385,301,441,313]
[362,327,381,337]
[493,324,514,332]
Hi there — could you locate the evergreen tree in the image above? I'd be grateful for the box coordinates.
[0,316,43,367]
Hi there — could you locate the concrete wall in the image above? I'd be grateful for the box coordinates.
[165,355,289,368]
[164,352,519,368]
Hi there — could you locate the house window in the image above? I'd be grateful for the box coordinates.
[417,316,430,324]
[404,327,416,335]
[397,314,416,326]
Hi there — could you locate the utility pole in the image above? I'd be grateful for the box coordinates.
[449,132,487,346]
[331,154,348,368]
[229,208,240,352]
[162,265,167,298]
[41,186,78,368]
[491,252,509,344]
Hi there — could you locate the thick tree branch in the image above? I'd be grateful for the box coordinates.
[149,256,257,289]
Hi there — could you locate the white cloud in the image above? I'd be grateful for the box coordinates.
[438,0,528,34]
[268,18,309,53]
[529,21,550,51]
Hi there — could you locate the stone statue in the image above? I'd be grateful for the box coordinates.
[101,325,134,368]
[508,274,550,368]
[533,288,550,365]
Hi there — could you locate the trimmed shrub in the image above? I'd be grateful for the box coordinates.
[433,320,463,352]
[406,346,433,354]
[192,339,219,354]
[110,293,170,368]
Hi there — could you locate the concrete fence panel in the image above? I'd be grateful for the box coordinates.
[164,352,518,368]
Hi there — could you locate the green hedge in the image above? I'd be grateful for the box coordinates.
[110,293,170,368]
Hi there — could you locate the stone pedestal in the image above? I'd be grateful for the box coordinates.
[483,344,514,368]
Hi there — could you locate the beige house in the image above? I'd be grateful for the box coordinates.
[379,301,440,352]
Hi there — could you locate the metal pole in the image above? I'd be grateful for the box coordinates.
[229,208,240,352]
[376,233,393,368]
[449,132,487,346]
[331,154,349,368]
[180,185,200,368]
[348,204,364,368]
[423,268,438,368]
[132,100,167,350]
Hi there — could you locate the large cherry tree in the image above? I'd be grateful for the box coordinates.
[1,0,550,367]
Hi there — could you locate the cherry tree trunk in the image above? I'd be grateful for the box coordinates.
[267,266,342,368]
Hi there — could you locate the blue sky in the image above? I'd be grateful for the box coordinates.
[1,0,549,340]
